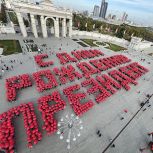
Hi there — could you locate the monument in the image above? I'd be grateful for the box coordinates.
[5,0,73,38]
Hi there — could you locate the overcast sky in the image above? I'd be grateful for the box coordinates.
[50,0,153,26]
[1,0,152,26]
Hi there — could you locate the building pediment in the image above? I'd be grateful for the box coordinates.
[39,0,55,10]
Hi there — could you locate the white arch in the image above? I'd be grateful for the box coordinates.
[45,16,60,37]
[45,17,56,37]
[45,16,56,22]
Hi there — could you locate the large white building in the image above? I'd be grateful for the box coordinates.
[3,0,73,38]
[129,37,153,50]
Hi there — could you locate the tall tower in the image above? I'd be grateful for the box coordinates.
[99,0,108,19]
[122,12,128,22]
[93,5,100,17]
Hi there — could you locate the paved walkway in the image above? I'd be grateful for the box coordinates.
[0,34,153,153]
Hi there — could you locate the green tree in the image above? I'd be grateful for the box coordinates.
[0,4,7,23]
[73,13,153,42]
[8,12,19,25]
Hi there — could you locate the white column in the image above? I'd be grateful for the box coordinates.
[62,18,66,37]
[16,12,27,37]
[68,18,72,37]
[55,17,59,38]
[40,16,47,38]
[30,14,38,38]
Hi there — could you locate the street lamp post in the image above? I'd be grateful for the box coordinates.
[57,114,83,150]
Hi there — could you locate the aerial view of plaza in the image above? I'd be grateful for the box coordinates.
[0,0,153,153]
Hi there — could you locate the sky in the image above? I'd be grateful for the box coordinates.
[0,0,152,26]
[50,0,153,26]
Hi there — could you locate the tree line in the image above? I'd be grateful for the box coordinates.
[1,6,153,42]
[73,13,153,42]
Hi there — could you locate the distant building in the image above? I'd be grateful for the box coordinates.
[93,5,100,17]
[99,0,108,19]
[112,15,116,20]
[122,12,128,22]
[83,10,89,17]
[124,14,128,21]
[107,13,111,19]
[129,37,153,50]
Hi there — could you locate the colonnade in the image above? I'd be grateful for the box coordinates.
[16,12,73,38]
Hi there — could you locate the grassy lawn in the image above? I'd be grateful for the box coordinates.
[96,42,106,46]
[81,39,98,47]
[77,42,88,47]
[77,38,127,51]
[105,43,127,52]
[72,39,78,41]
[0,40,22,55]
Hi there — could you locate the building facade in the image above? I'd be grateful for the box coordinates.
[82,10,89,17]
[112,15,116,20]
[129,37,153,50]
[99,0,108,19]
[4,0,73,38]
[93,5,100,17]
[122,12,128,22]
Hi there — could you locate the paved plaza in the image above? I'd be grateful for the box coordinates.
[0,34,153,153]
